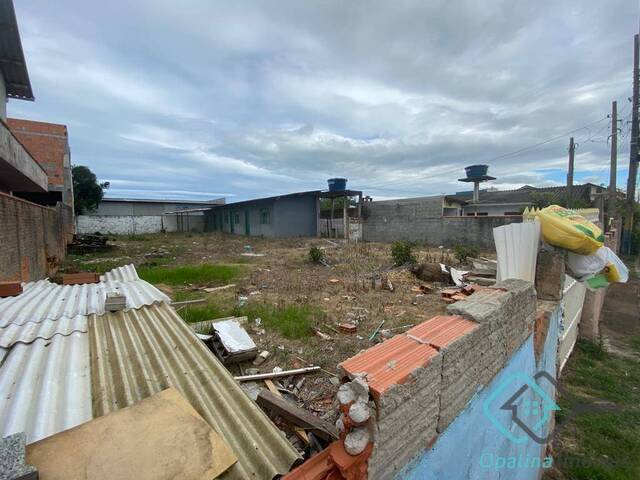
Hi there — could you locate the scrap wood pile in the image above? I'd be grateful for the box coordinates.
[67,233,110,254]
[188,313,336,455]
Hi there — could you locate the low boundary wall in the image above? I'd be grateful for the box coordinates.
[0,192,71,282]
[362,202,521,248]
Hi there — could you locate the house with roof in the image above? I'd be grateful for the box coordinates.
[444,183,606,217]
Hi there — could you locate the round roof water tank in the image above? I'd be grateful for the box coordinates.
[328,178,347,192]
[464,165,489,179]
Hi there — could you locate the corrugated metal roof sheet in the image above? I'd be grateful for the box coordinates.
[0,279,169,327]
[0,315,87,348]
[99,264,139,283]
[0,332,91,444]
[89,303,299,480]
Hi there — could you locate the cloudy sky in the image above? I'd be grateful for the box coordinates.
[8,0,639,201]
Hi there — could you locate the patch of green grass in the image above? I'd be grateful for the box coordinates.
[549,340,640,480]
[179,299,235,324]
[238,303,323,339]
[138,264,243,286]
[68,259,125,274]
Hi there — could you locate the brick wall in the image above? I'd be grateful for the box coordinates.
[338,279,538,479]
[0,192,69,282]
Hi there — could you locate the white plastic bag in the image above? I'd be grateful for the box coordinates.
[567,248,608,281]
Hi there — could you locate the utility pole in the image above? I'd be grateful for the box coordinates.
[608,100,617,231]
[566,137,575,208]
[625,33,640,253]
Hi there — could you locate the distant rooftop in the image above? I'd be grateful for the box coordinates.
[446,183,603,205]
[102,197,225,205]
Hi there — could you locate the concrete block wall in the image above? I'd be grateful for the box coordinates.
[77,214,204,234]
[0,193,68,282]
[338,279,537,480]
[361,200,521,248]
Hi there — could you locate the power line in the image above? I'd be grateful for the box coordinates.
[358,115,610,192]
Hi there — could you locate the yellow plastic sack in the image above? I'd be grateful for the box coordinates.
[535,205,604,255]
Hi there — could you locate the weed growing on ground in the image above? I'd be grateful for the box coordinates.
[453,244,479,263]
[138,264,243,286]
[308,246,325,264]
[391,241,416,265]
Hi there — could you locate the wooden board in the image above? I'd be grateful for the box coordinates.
[264,380,309,444]
[257,389,338,442]
[27,388,237,480]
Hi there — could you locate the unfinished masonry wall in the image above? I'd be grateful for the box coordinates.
[0,193,70,282]
[361,201,521,248]
[339,279,548,480]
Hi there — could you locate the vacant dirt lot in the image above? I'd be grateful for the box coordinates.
[64,232,476,414]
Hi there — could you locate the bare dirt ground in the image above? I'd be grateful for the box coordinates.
[64,232,479,420]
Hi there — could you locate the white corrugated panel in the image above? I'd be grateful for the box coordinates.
[100,264,140,283]
[0,316,88,348]
[0,332,91,444]
[494,220,541,283]
[0,279,169,327]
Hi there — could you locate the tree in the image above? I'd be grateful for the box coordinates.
[72,165,109,215]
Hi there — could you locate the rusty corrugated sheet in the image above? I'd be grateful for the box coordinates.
[0,332,92,444]
[89,303,300,480]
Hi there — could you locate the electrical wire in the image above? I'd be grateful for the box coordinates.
[357,115,610,192]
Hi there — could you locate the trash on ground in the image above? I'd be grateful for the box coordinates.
[210,318,258,364]
[201,284,236,293]
[234,366,321,382]
[253,350,270,366]
[338,323,357,334]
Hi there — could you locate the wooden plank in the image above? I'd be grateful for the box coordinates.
[257,389,338,442]
[26,388,237,480]
[264,380,309,444]
[235,366,320,382]
[172,298,207,307]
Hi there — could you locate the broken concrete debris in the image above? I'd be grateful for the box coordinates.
[253,350,270,366]
[0,433,37,480]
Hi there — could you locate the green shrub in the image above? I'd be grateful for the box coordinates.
[391,241,416,266]
[453,245,479,264]
[308,246,325,264]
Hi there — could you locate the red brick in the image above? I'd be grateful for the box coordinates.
[0,282,22,297]
[62,272,100,285]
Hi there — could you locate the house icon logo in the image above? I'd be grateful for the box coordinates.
[483,371,560,445]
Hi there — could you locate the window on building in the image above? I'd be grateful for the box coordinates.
[260,208,271,225]
[234,213,240,225]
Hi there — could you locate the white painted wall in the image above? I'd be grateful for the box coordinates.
[77,215,205,234]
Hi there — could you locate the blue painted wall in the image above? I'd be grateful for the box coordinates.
[398,307,560,480]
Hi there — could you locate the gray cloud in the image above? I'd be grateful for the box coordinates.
[7,0,638,201]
